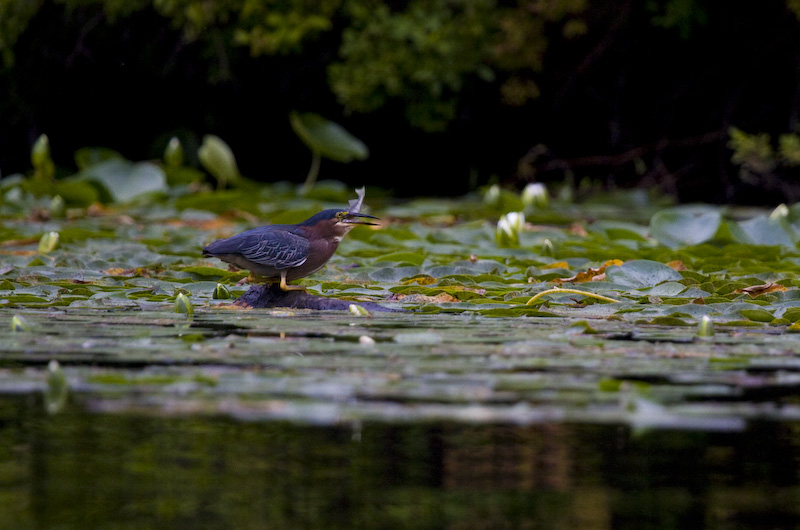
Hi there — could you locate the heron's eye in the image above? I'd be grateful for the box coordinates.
[336,211,346,220]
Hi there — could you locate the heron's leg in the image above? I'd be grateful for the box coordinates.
[279,270,307,291]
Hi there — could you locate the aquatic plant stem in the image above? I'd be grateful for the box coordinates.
[526,287,620,305]
[301,151,321,195]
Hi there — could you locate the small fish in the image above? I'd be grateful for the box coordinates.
[348,186,367,214]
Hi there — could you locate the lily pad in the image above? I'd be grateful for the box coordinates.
[605,260,684,288]
[290,112,369,163]
[650,206,722,248]
[74,159,168,203]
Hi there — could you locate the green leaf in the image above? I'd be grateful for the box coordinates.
[650,206,722,248]
[734,215,796,247]
[53,179,101,206]
[179,266,235,279]
[374,251,426,266]
[739,308,774,322]
[76,160,168,203]
[74,147,124,170]
[605,260,683,288]
[289,112,369,163]
[198,135,241,189]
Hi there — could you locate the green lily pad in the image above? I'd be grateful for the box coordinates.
[74,159,168,203]
[290,112,369,163]
[650,206,722,248]
[605,260,683,289]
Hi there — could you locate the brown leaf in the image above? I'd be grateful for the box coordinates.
[0,249,37,256]
[1,238,39,247]
[569,223,588,237]
[553,259,622,284]
[734,282,788,297]
[102,267,154,278]
[400,275,437,286]
[667,260,687,271]
[541,261,570,270]
[389,292,460,304]
[553,268,604,284]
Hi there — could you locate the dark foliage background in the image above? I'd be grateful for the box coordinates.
[2,0,800,202]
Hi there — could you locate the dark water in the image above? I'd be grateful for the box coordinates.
[2,396,800,530]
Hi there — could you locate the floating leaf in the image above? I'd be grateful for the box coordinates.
[604,260,683,288]
[553,259,622,284]
[739,308,775,322]
[735,214,796,246]
[735,282,787,297]
[650,206,722,248]
[374,251,426,266]
[76,160,168,203]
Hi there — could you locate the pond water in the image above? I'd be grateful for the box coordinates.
[2,399,800,529]
[2,308,800,529]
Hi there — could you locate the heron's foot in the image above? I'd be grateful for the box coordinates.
[239,273,273,286]
[279,275,307,292]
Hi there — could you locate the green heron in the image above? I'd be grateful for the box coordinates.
[203,209,379,291]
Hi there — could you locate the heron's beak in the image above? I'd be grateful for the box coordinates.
[342,212,380,226]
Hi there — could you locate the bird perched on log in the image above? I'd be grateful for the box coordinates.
[203,188,378,291]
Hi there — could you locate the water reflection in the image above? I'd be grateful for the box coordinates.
[1,396,799,529]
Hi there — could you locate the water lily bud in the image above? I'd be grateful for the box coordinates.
[38,231,59,253]
[496,219,517,247]
[506,211,525,232]
[495,211,524,248]
[349,304,370,317]
[359,335,376,345]
[696,315,714,338]
[11,315,31,332]
[483,184,501,207]
[31,134,51,169]
[541,238,555,257]
[45,359,69,414]
[770,203,789,221]
[164,137,184,168]
[174,292,194,315]
[198,135,240,189]
[522,182,549,209]
[49,195,65,218]
[31,134,56,182]
[213,283,231,299]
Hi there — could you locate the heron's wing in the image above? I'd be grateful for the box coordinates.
[205,228,309,270]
